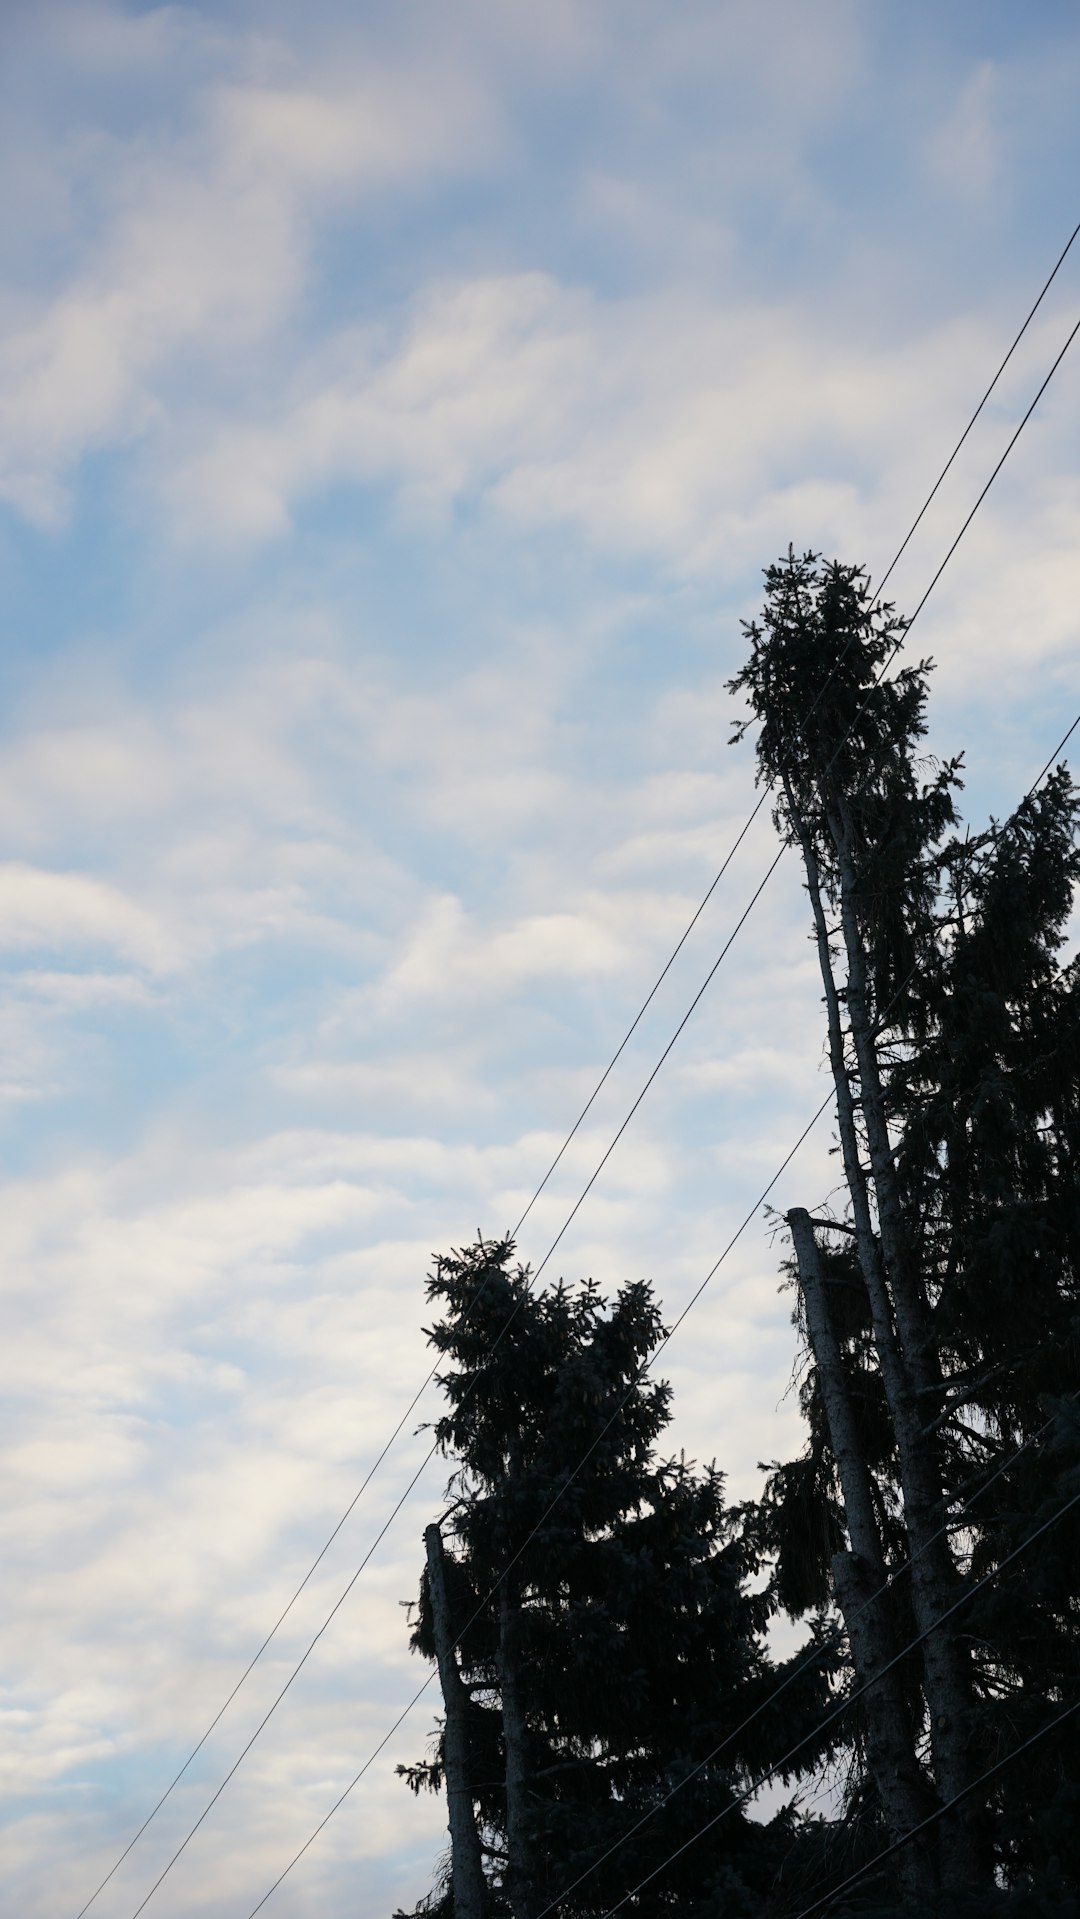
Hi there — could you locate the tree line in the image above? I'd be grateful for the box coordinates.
[393,551,1080,1918]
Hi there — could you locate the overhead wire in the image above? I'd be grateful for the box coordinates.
[72,220,1080,1917]
[526,679,1080,1915]
[533,1384,1080,1917]
[523,695,1080,1916]
[242,1090,838,1919]
[591,1484,1080,1916]
[241,709,1080,1918]
[787,1698,1080,1919]
[125,285,1080,1919]
[250,1314,1080,1919]
[868,214,1080,605]
[73,215,1080,1919]
[511,209,1080,1242]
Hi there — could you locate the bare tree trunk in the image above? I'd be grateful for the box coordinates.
[783,776,984,1894]
[827,795,939,1391]
[498,1582,534,1919]
[782,778,910,1403]
[788,1208,936,1904]
[827,805,985,1890]
[425,1524,487,1919]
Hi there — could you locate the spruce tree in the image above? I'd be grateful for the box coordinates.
[732,549,1080,1911]
[395,1237,830,1919]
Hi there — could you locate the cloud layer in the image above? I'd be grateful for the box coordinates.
[2,4,1080,1916]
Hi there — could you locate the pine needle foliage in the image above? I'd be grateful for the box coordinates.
[397,1238,831,1918]
[733,549,1080,1907]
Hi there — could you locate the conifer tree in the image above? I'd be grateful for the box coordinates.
[395,1237,829,1919]
[732,549,1080,1911]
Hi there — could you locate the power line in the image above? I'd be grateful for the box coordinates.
[894,305,1080,634]
[240,711,1080,1918]
[133,297,1080,1911]
[71,217,1080,1916]
[593,1483,1080,1917]
[241,1091,836,1919]
[871,214,1080,604]
[512,210,1080,1249]
[533,1387,1080,1917]
[1031,710,1080,793]
[74,234,1080,1918]
[531,715,1080,1914]
[530,709,1080,1915]
[71,1390,448,1919]
[127,419,1080,1913]
[788,1697,1080,1919]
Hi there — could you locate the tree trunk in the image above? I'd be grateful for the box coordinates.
[499,1582,534,1919]
[425,1524,487,1919]
[827,802,985,1891]
[788,1208,937,1904]
[782,777,911,1402]
[784,775,985,1894]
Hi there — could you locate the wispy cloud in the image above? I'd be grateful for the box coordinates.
[0,6,500,524]
[4,3,1080,1915]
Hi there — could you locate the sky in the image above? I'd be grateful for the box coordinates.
[2,3,1079,1916]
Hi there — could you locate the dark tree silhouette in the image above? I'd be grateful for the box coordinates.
[395,1237,828,1918]
[734,549,1080,1911]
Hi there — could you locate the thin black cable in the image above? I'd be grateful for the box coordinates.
[119,1428,447,1919]
[515,210,1080,1241]
[1031,711,1080,795]
[594,1485,1080,1917]
[113,849,785,1919]
[533,1388,1079,1918]
[898,306,1080,635]
[72,1376,456,1919]
[871,215,1080,603]
[244,707,1080,1919]
[828,297,1080,768]
[251,1395,1080,1919]
[242,1094,833,1919]
[535,724,1080,1916]
[229,322,1080,1916]
[509,784,771,1238]
[93,263,1080,1919]
[157,348,1080,1912]
[72,219,1080,1918]
[788,1697,1080,1919]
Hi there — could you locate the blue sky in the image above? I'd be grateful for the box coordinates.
[3,4,1080,1916]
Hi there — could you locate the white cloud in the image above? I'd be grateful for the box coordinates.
[379,889,633,1008]
[5,6,1080,1914]
[274,1049,502,1116]
[0,14,500,524]
[0,163,298,522]
[213,62,496,193]
[0,863,178,971]
[924,61,999,203]
[166,267,1033,587]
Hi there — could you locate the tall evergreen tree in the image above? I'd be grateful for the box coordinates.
[395,1237,831,1919]
[732,549,1080,1912]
